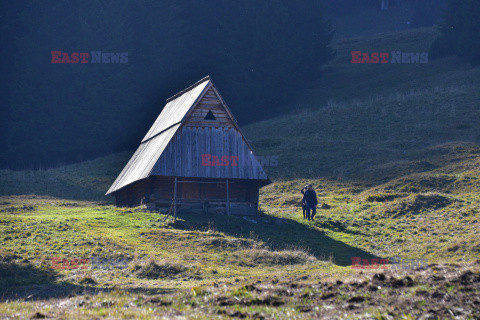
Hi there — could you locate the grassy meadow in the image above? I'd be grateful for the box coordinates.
[1,27,480,319]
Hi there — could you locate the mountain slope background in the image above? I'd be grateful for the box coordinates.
[2,26,480,263]
[1,26,480,319]
[1,0,454,170]
[2,27,479,198]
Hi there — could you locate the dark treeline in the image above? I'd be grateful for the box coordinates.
[0,0,334,169]
[0,0,460,169]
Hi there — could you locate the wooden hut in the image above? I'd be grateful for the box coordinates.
[106,76,270,215]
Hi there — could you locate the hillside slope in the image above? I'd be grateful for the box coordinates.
[0,152,130,201]
[1,28,479,199]
[245,27,480,181]
[1,195,479,319]
[1,27,480,320]
[0,27,479,270]
[301,27,480,108]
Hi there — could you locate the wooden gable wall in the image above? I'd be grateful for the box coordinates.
[184,87,235,128]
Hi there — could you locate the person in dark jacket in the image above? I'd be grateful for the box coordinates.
[300,185,308,219]
[302,184,318,221]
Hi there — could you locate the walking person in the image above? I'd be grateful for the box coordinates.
[300,185,308,219]
[302,184,318,221]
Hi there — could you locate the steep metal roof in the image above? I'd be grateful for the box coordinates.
[106,123,181,195]
[141,77,210,143]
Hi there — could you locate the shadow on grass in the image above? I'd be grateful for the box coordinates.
[169,211,380,267]
[0,259,178,301]
[124,287,176,296]
[318,217,367,236]
[0,260,108,301]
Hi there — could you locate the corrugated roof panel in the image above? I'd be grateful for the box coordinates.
[106,123,181,195]
[141,80,210,143]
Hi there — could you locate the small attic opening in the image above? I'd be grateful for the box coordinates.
[204,110,216,120]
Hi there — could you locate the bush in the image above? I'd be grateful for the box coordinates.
[234,249,316,267]
[130,259,187,279]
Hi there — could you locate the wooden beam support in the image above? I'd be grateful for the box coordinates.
[174,177,177,222]
[226,179,230,216]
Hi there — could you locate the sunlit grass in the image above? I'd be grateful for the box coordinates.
[1,27,480,319]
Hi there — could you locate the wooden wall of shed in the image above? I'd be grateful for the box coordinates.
[114,179,149,207]
[149,176,174,200]
[173,178,257,202]
[179,179,258,202]
[151,126,268,180]
[113,177,259,207]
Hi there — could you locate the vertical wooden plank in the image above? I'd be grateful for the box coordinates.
[191,127,198,177]
[232,128,240,178]
[178,129,183,177]
[174,177,177,222]
[184,127,189,177]
[226,179,230,216]
[213,127,219,178]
